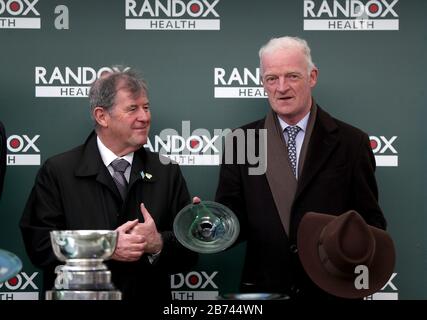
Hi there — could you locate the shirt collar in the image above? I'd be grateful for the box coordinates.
[277,111,311,133]
[96,136,134,167]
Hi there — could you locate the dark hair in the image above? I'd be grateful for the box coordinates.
[89,68,148,125]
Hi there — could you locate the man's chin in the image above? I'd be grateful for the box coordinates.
[273,104,294,115]
[129,138,147,151]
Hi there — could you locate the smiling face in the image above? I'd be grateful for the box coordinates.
[95,87,151,156]
[261,47,318,125]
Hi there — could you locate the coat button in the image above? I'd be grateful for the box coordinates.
[290,285,301,295]
[290,244,298,254]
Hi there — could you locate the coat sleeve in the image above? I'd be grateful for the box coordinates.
[215,133,248,243]
[351,133,387,230]
[19,159,65,269]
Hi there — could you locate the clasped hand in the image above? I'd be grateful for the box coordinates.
[111,197,201,262]
[112,203,162,262]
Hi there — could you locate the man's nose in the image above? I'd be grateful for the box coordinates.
[137,107,150,121]
[277,77,289,92]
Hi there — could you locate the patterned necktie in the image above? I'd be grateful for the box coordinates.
[285,126,301,177]
[110,158,130,200]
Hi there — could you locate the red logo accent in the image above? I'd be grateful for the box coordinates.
[9,138,21,149]
[189,275,198,285]
[9,1,21,12]
[369,4,379,13]
[190,139,199,148]
[8,277,18,286]
[190,4,200,13]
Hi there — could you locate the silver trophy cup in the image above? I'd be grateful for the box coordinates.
[46,230,122,300]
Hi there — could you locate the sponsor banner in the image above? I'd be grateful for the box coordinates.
[0,292,39,300]
[146,121,267,174]
[34,66,129,98]
[35,86,89,98]
[365,273,398,300]
[367,292,398,300]
[303,0,399,31]
[172,291,218,300]
[0,271,40,300]
[374,155,397,167]
[6,154,40,166]
[0,17,40,28]
[164,154,220,166]
[304,19,398,30]
[214,67,266,98]
[126,18,219,30]
[6,134,41,166]
[370,136,398,167]
[125,0,221,31]
[171,271,219,300]
[0,0,41,29]
[144,121,226,166]
[214,87,266,98]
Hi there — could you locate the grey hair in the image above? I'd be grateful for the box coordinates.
[89,68,148,126]
[259,36,316,76]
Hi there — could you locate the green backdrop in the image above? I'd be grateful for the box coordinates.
[1,0,426,300]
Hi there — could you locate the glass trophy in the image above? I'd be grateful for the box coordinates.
[173,201,240,254]
[0,249,22,283]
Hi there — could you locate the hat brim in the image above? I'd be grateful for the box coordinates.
[297,212,395,299]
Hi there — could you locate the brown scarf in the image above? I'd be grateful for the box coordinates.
[264,103,317,235]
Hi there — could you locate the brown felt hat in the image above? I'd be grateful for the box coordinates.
[297,210,395,299]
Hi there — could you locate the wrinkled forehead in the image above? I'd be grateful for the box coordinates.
[114,86,148,104]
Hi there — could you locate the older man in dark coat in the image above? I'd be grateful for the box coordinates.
[215,36,386,299]
[20,69,197,300]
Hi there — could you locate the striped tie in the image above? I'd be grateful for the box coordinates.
[110,158,129,200]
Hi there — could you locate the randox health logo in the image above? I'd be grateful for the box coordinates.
[125,0,220,30]
[214,67,267,98]
[170,271,219,300]
[370,135,398,167]
[6,134,40,166]
[0,270,40,300]
[303,0,399,31]
[144,121,226,166]
[34,66,129,98]
[0,0,40,29]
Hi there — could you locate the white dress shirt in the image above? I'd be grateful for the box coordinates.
[97,136,161,262]
[97,136,134,182]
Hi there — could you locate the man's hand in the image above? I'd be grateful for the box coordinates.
[130,203,163,254]
[112,219,146,262]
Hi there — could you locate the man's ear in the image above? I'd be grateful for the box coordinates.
[93,106,109,128]
[309,67,318,88]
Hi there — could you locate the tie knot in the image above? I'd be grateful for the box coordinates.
[111,158,129,173]
[286,126,301,140]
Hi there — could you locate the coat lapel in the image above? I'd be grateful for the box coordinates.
[295,106,339,200]
[128,148,158,221]
[129,149,145,188]
[74,131,122,201]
